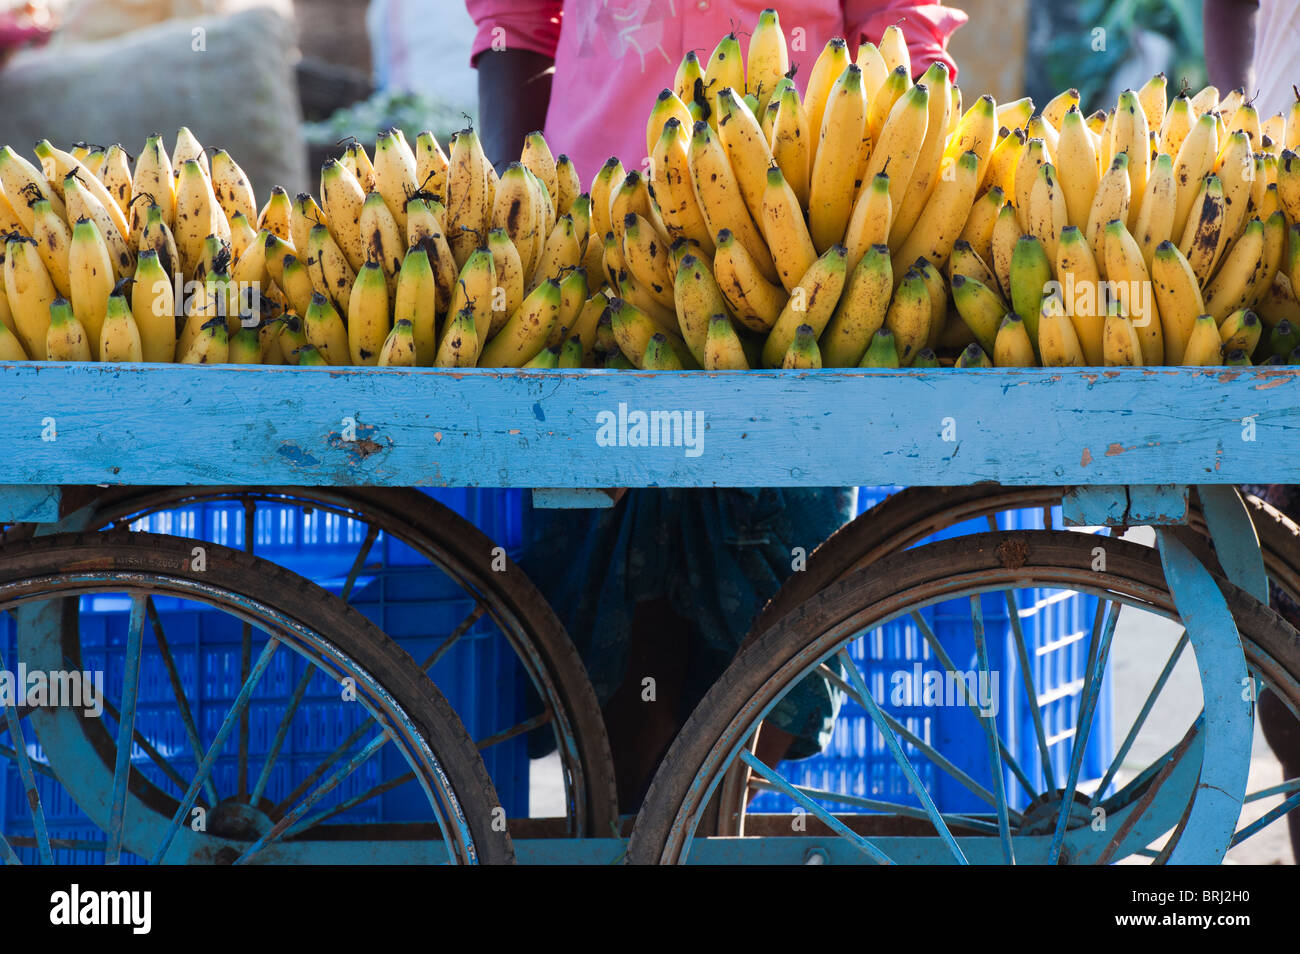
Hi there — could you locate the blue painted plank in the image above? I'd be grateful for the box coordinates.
[1062,486,1130,526]
[1127,484,1190,525]
[532,488,616,509]
[1,365,1297,488]
[0,484,61,521]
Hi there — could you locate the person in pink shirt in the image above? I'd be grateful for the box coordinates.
[469,1,967,181]
[468,2,967,811]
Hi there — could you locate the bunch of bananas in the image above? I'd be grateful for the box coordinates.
[4,10,1300,372]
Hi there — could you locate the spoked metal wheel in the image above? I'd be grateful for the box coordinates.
[628,531,1300,865]
[18,485,616,839]
[749,485,1300,858]
[0,532,513,864]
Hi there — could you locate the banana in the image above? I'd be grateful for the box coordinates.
[1204,217,1266,322]
[843,173,893,275]
[945,94,998,184]
[434,303,482,367]
[1281,150,1300,224]
[0,309,26,358]
[415,130,449,201]
[884,267,932,365]
[983,127,1026,196]
[608,170,663,255]
[1160,94,1194,157]
[1025,114,1059,157]
[444,246,496,349]
[990,200,1022,301]
[669,250,725,364]
[485,227,524,335]
[1132,152,1176,271]
[1009,235,1052,345]
[821,243,894,369]
[62,171,136,282]
[1023,159,1071,264]
[568,192,591,246]
[856,40,889,101]
[1248,211,1287,311]
[1227,102,1261,150]
[1181,313,1224,365]
[1270,318,1300,357]
[765,85,812,211]
[951,273,1005,355]
[569,293,608,360]
[290,193,327,258]
[890,62,952,250]
[176,271,215,358]
[0,187,26,241]
[1013,137,1049,232]
[675,49,707,118]
[558,334,584,369]
[747,8,789,114]
[1211,131,1255,272]
[521,342,560,369]
[712,228,787,332]
[1042,87,1080,130]
[701,31,745,129]
[949,238,999,291]
[893,150,980,274]
[553,154,582,218]
[1177,173,1226,285]
[97,144,133,222]
[1056,108,1099,229]
[589,157,625,246]
[480,278,562,367]
[718,86,779,224]
[276,312,308,365]
[1055,225,1104,365]
[360,190,405,294]
[1110,90,1150,228]
[862,83,931,234]
[45,298,90,361]
[296,344,327,366]
[1102,305,1143,367]
[804,38,851,167]
[445,128,491,269]
[646,88,696,159]
[35,140,130,241]
[994,313,1037,366]
[704,313,749,369]
[761,244,847,367]
[304,223,356,315]
[169,158,221,278]
[172,127,209,177]
[521,130,558,209]
[6,238,58,359]
[1137,72,1167,131]
[548,266,589,347]
[276,254,315,320]
[1038,292,1087,366]
[621,213,672,306]
[491,164,545,280]
[866,67,910,160]
[782,324,822,369]
[1104,219,1164,364]
[759,165,818,293]
[860,327,901,368]
[878,24,911,80]
[347,261,390,365]
[228,211,258,262]
[1219,307,1262,355]
[138,202,180,280]
[377,319,416,369]
[29,199,72,298]
[180,316,228,365]
[640,332,683,371]
[207,149,256,231]
[300,292,348,365]
[65,219,117,359]
[808,65,868,253]
[650,119,714,254]
[99,293,143,362]
[959,185,1005,269]
[913,348,940,368]
[341,141,377,193]
[956,341,993,367]
[227,326,262,364]
[372,129,418,232]
[912,257,948,350]
[1171,113,1219,240]
[689,121,778,283]
[0,146,64,231]
[193,234,227,284]
[1085,153,1131,269]
[131,249,176,362]
[391,248,438,363]
[533,213,583,292]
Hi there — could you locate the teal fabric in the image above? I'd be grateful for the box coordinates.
[522,487,854,759]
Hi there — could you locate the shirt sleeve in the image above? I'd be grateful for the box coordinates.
[844,1,970,80]
[466,0,564,67]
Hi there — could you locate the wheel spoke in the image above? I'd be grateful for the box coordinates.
[0,828,21,865]
[1232,789,1300,846]
[1090,631,1189,808]
[816,664,1023,824]
[237,499,255,800]
[151,637,279,865]
[1050,599,1120,865]
[910,610,1036,799]
[476,710,551,751]
[0,647,51,864]
[97,694,194,801]
[737,750,895,865]
[0,742,57,779]
[970,595,1014,864]
[235,730,390,865]
[1095,722,1198,865]
[985,516,1057,794]
[422,605,487,672]
[1245,776,1300,803]
[837,649,969,864]
[284,770,417,837]
[272,717,376,818]
[146,597,218,807]
[106,595,148,864]
[746,777,1002,834]
[339,524,380,603]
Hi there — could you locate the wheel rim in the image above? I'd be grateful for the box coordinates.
[49,485,611,837]
[1,558,490,864]
[648,533,1292,864]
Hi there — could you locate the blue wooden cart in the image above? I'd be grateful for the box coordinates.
[1,363,1297,864]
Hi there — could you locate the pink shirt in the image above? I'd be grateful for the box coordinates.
[467,1,969,187]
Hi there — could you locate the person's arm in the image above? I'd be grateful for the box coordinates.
[843,1,968,79]
[466,0,563,170]
[1203,0,1258,95]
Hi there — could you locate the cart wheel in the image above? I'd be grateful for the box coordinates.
[749,486,1300,855]
[14,485,616,839]
[0,532,513,864]
[629,531,1300,865]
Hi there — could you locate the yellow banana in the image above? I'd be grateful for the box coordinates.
[66,219,117,359]
[761,244,847,367]
[305,223,356,315]
[372,129,418,231]
[415,130,449,201]
[843,172,893,276]
[1110,89,1150,228]
[208,149,256,230]
[0,145,64,231]
[179,316,229,365]
[480,278,562,367]
[994,313,1037,366]
[360,190,405,294]
[689,121,778,283]
[549,266,589,347]
[1013,137,1049,232]
[949,238,999,290]
[520,130,558,209]
[35,140,130,241]
[717,86,778,228]
[673,251,726,364]
[861,83,930,236]
[646,88,695,159]
[304,292,350,364]
[99,294,143,362]
[808,65,868,253]
[138,202,180,280]
[983,127,1026,196]
[29,199,72,298]
[1085,153,1131,270]
[893,150,980,274]
[377,318,417,367]
[890,62,952,250]
[621,213,672,306]
[804,38,851,167]
[878,24,911,81]
[866,66,910,160]
[1055,225,1104,365]
[347,260,390,365]
[1171,113,1219,241]
[393,248,439,363]
[1102,306,1143,366]
[855,40,889,101]
[1038,293,1087,366]
[532,213,583,292]
[445,246,497,349]
[1211,131,1255,272]
[555,155,582,218]
[1042,87,1080,130]
[883,267,932,365]
[1177,173,1226,285]
[747,8,789,114]
[651,119,715,254]
[1181,313,1224,365]
[945,94,997,184]
[45,298,89,361]
[1055,108,1099,230]
[97,144,133,223]
[1024,161,1068,263]
[951,272,1005,355]
[703,313,749,370]
[486,227,524,335]
[712,228,787,332]
[761,165,818,293]
[771,85,812,209]
[131,249,176,362]
[492,163,546,280]
[958,185,1005,269]
[1203,217,1266,321]
[1159,94,1194,157]
[6,238,57,359]
[445,128,491,269]
[1103,219,1164,363]
[822,243,892,367]
[990,201,1022,301]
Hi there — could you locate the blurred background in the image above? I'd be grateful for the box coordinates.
[0,0,1207,197]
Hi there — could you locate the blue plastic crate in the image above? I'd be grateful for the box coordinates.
[751,487,1113,816]
[1,489,529,861]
